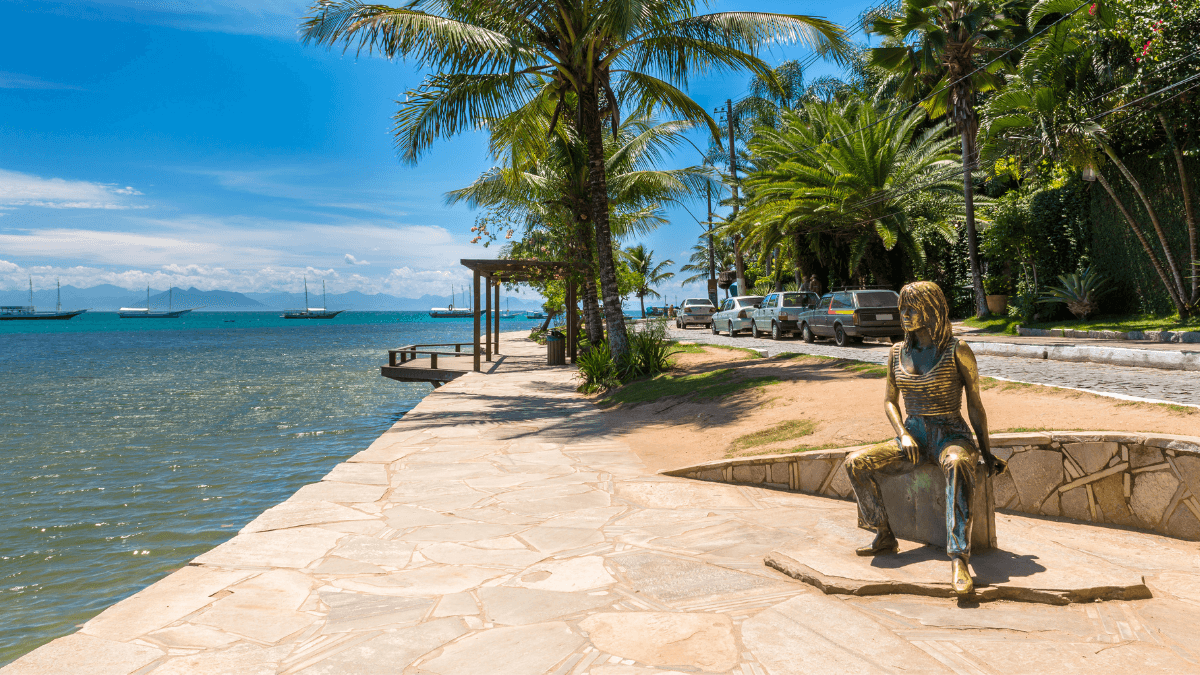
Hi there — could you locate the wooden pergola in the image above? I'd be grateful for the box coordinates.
[461,258,584,371]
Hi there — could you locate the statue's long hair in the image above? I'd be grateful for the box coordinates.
[899,281,953,353]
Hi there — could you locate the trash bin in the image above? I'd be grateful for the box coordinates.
[546,331,566,366]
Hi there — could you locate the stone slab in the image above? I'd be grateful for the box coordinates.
[765,516,1152,604]
[875,462,996,551]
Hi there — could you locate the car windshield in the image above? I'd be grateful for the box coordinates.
[855,291,900,308]
[682,299,713,307]
[738,296,764,308]
[781,293,811,307]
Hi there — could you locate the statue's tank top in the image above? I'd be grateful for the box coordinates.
[891,338,963,416]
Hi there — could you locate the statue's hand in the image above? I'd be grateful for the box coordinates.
[981,453,1007,477]
[899,434,920,465]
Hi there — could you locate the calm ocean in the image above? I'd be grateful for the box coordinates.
[0,310,540,665]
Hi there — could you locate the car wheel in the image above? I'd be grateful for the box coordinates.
[802,323,815,343]
[711,321,719,335]
[750,321,760,338]
[772,322,784,340]
[728,321,737,337]
[834,324,849,347]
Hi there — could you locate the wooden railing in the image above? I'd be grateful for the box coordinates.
[388,342,474,370]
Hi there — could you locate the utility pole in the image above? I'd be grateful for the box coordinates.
[706,180,717,306]
[723,98,746,296]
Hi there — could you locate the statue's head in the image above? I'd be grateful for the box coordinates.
[898,281,952,351]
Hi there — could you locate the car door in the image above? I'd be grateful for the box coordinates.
[811,294,834,335]
[756,294,776,324]
[826,292,853,335]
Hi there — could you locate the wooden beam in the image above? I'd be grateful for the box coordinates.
[567,278,577,363]
[484,274,492,362]
[473,270,481,372]
[494,279,501,356]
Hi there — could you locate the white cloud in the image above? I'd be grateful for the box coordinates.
[0,71,85,90]
[344,253,369,266]
[0,168,144,210]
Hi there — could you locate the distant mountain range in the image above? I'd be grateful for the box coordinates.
[0,285,547,312]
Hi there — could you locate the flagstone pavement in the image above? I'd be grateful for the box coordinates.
[6,335,1200,675]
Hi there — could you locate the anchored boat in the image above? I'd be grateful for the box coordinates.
[429,285,472,318]
[119,286,196,318]
[0,278,88,321]
[282,280,344,319]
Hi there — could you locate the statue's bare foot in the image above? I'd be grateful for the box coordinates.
[951,557,973,595]
[855,530,898,556]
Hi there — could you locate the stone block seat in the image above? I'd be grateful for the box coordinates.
[871,460,996,552]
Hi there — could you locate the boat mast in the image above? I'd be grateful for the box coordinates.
[29,276,34,308]
[147,285,151,311]
[323,280,327,311]
[169,286,173,312]
[57,278,61,312]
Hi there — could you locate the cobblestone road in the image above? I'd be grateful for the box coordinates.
[667,326,1200,407]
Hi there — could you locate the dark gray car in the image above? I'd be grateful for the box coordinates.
[797,289,904,347]
[749,291,820,340]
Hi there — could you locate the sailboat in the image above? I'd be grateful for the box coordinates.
[1,277,88,320]
[429,285,472,318]
[119,286,196,318]
[282,279,344,319]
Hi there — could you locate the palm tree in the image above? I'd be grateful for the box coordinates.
[740,97,964,287]
[301,0,848,360]
[679,232,735,288]
[448,113,712,342]
[867,0,1030,317]
[623,244,675,318]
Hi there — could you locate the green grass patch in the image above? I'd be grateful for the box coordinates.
[601,369,779,405]
[840,361,888,378]
[666,341,707,354]
[730,419,816,451]
[727,438,890,459]
[961,316,1021,335]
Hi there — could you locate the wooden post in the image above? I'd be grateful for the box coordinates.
[473,271,481,372]
[494,279,501,355]
[484,274,492,362]
[567,278,577,363]
[431,353,438,369]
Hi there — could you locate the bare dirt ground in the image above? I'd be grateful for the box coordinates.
[596,346,1200,473]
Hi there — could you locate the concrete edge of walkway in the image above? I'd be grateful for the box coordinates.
[1018,326,1200,343]
[963,339,1200,371]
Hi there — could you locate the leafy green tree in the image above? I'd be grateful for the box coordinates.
[622,244,675,317]
[448,113,711,342]
[301,0,848,360]
[740,97,963,288]
[868,0,1031,317]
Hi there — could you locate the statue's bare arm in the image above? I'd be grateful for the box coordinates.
[956,341,1002,474]
[885,347,919,464]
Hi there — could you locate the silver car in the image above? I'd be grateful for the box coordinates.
[676,298,716,328]
[711,295,764,336]
[750,291,820,340]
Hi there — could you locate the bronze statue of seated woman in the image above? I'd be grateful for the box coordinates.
[845,281,1006,595]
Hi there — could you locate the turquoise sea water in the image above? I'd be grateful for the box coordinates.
[0,311,540,665]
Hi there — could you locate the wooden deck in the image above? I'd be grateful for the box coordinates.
[380,333,559,385]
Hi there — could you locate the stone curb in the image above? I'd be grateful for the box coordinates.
[964,339,1200,372]
[1018,326,1200,343]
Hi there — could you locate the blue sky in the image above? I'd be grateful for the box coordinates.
[0,0,873,302]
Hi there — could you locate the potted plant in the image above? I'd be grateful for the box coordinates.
[983,277,1010,315]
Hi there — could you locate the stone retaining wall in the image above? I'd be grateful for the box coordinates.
[661,432,1200,541]
[1018,326,1200,344]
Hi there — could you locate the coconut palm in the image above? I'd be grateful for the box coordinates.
[623,244,675,317]
[448,112,714,342]
[678,232,736,287]
[867,0,1031,316]
[740,97,964,288]
[301,0,848,360]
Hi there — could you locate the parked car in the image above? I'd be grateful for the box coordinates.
[750,291,821,340]
[676,298,716,328]
[711,295,764,336]
[796,289,904,347]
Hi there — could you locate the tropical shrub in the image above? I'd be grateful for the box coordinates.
[1039,267,1109,320]
[576,343,621,393]
[620,319,680,380]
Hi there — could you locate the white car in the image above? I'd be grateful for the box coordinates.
[676,298,716,328]
[711,295,764,336]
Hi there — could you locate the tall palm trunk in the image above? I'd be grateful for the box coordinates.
[1098,139,1189,316]
[1096,172,1186,314]
[639,294,646,318]
[582,276,604,344]
[578,81,629,359]
[1159,113,1198,303]
[960,126,987,317]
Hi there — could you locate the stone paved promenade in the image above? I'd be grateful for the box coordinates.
[666,326,1200,407]
[7,335,1200,674]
